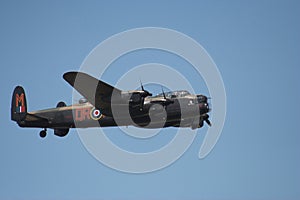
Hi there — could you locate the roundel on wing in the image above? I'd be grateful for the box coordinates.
[90,108,103,120]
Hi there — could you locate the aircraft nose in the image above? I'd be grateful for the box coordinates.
[197,94,211,114]
[199,101,211,114]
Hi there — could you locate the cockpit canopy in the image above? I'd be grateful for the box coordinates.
[154,90,191,98]
[197,95,208,103]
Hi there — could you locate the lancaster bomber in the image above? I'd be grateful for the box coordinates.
[11,72,211,138]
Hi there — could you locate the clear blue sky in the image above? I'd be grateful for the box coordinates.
[1,1,300,199]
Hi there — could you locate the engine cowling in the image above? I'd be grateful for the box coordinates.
[54,101,69,137]
[54,128,69,137]
[130,92,142,104]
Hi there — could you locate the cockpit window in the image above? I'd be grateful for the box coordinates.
[197,95,207,103]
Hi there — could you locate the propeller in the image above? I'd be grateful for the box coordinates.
[161,87,174,108]
[139,81,152,110]
[140,80,152,97]
[203,114,211,126]
[162,87,166,99]
[197,94,211,126]
[205,118,211,126]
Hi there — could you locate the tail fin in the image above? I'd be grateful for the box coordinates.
[11,86,27,122]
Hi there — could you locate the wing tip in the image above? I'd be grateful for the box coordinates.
[63,71,80,86]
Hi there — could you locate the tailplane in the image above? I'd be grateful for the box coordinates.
[11,86,27,122]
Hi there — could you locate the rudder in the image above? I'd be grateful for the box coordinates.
[11,86,27,121]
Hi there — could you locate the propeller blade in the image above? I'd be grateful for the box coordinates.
[203,114,211,126]
[162,87,166,99]
[140,80,152,97]
[159,87,174,108]
[140,80,144,91]
[205,119,211,126]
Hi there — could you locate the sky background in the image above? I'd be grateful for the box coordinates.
[1,0,300,199]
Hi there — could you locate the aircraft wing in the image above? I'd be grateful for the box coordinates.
[63,72,122,116]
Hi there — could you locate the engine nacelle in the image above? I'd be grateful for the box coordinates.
[54,101,69,137]
[54,128,69,137]
[129,92,142,104]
